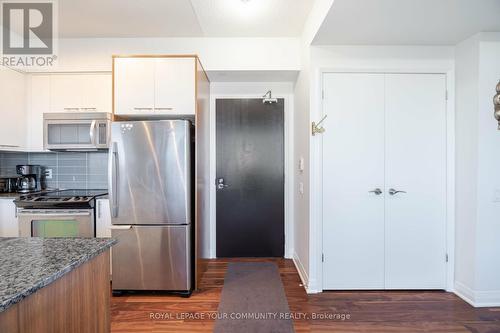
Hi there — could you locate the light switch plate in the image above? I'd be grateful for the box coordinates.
[298,157,305,172]
[493,189,500,202]
[299,182,304,195]
[45,168,53,179]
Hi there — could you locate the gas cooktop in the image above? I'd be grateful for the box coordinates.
[14,189,108,209]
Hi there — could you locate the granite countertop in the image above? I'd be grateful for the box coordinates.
[0,237,117,313]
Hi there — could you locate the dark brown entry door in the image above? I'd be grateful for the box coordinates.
[216,98,284,257]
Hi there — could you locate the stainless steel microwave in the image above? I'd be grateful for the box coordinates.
[43,112,112,151]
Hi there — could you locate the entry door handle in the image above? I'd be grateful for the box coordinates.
[388,188,407,196]
[216,178,229,190]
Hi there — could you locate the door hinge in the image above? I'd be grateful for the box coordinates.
[322,90,324,100]
[322,253,324,262]
[445,90,448,101]
[446,254,449,262]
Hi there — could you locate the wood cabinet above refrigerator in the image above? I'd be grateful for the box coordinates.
[113,56,197,117]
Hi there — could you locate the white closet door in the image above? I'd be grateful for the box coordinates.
[384,74,447,289]
[322,73,386,289]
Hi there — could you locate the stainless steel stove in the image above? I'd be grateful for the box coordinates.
[15,189,108,238]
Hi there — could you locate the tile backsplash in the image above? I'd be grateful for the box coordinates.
[0,151,108,190]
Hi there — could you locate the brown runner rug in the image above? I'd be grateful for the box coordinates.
[213,262,295,333]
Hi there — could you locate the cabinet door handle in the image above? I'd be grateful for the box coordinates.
[63,107,80,111]
[133,107,153,110]
[155,107,173,111]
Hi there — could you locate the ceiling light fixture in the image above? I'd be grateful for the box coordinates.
[227,0,264,19]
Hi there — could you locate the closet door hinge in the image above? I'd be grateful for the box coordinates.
[445,90,448,101]
[322,90,324,100]
[322,253,324,262]
[446,254,449,262]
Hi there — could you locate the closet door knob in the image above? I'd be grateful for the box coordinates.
[369,188,383,195]
[388,188,407,196]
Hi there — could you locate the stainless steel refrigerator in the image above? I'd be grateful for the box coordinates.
[109,120,193,292]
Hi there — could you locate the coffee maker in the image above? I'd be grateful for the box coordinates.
[16,165,45,193]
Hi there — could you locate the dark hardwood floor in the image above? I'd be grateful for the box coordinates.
[111,258,500,333]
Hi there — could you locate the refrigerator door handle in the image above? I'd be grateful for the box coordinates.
[110,142,119,217]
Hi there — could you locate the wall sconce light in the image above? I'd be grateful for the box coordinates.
[494,80,500,130]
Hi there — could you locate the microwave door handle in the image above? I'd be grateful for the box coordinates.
[89,120,97,145]
[110,142,119,217]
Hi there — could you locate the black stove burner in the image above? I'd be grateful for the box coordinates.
[15,189,108,209]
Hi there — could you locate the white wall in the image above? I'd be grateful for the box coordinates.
[454,32,500,307]
[292,0,335,292]
[476,39,500,294]
[455,35,480,297]
[28,37,300,74]
[293,47,312,287]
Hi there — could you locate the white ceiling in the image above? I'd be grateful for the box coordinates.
[58,0,314,38]
[313,0,500,45]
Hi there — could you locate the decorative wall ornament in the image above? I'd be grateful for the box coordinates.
[494,80,500,130]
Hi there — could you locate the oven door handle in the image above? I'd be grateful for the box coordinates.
[17,211,91,216]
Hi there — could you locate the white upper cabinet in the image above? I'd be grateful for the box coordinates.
[114,57,196,116]
[82,74,112,112]
[28,75,51,151]
[50,74,112,112]
[114,58,155,115]
[0,65,27,150]
[50,74,83,112]
[154,58,195,115]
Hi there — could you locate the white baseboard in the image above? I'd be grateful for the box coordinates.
[454,281,475,306]
[292,251,309,291]
[454,281,500,307]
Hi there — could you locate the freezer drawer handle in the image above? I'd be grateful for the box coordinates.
[109,225,132,230]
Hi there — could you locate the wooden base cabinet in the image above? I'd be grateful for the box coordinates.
[0,251,111,333]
